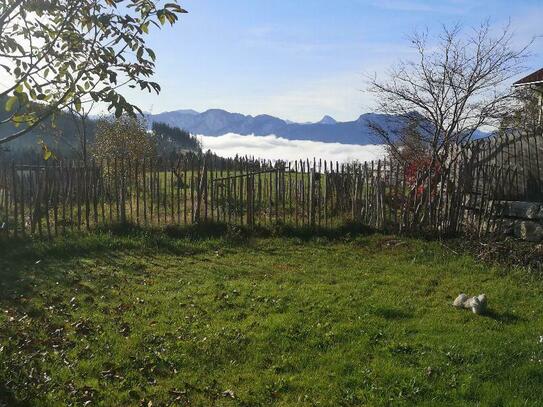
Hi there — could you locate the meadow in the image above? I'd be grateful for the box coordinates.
[1,227,543,406]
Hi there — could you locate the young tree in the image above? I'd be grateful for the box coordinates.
[0,0,187,145]
[368,22,532,165]
[68,101,94,166]
[93,115,156,162]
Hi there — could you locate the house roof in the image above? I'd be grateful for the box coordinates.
[514,68,543,86]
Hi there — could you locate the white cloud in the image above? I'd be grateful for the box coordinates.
[198,133,387,163]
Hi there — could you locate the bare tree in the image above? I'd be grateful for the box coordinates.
[368,21,532,166]
[68,101,95,166]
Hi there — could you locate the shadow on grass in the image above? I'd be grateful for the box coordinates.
[0,224,212,308]
[100,220,376,244]
[0,224,211,264]
[373,306,414,320]
[162,220,374,241]
[0,384,31,407]
[482,309,523,324]
[0,220,377,255]
[0,220,375,303]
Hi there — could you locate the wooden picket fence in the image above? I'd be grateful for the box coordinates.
[3,131,542,239]
[0,151,483,238]
[459,131,543,201]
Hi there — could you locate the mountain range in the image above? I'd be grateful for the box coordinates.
[146,109,406,145]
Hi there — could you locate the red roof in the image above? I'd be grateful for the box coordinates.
[514,68,543,86]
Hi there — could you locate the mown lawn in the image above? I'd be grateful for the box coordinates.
[1,230,543,406]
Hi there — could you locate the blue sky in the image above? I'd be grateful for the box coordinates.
[127,0,543,122]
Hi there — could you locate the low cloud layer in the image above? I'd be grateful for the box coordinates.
[198,133,387,163]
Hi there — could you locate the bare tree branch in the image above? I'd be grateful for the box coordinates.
[367,21,533,166]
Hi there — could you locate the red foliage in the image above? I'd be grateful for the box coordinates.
[404,157,442,197]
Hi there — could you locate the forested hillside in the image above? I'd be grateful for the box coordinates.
[0,100,200,160]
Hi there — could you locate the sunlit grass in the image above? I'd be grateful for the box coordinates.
[1,230,543,405]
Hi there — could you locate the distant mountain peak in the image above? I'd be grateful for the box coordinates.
[177,109,199,115]
[156,109,199,116]
[318,115,336,125]
[146,108,413,145]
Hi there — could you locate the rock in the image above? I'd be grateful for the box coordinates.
[500,201,541,219]
[481,218,516,235]
[497,219,516,235]
[477,294,487,314]
[464,296,482,314]
[222,390,235,399]
[453,293,468,308]
[514,221,543,242]
[452,293,487,315]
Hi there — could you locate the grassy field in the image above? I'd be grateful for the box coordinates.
[1,229,543,406]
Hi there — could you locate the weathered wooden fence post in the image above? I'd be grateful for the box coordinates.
[194,155,207,224]
[246,172,254,226]
[120,158,127,225]
[309,165,316,227]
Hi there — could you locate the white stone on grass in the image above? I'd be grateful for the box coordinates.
[452,293,487,315]
[453,293,468,308]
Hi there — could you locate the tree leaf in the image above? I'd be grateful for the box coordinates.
[115,105,123,118]
[38,140,55,161]
[0,0,187,144]
[5,96,18,112]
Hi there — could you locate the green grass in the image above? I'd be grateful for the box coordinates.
[1,230,543,406]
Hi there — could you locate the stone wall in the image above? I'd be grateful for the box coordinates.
[483,201,543,242]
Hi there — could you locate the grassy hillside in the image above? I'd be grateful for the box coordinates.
[1,231,542,406]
